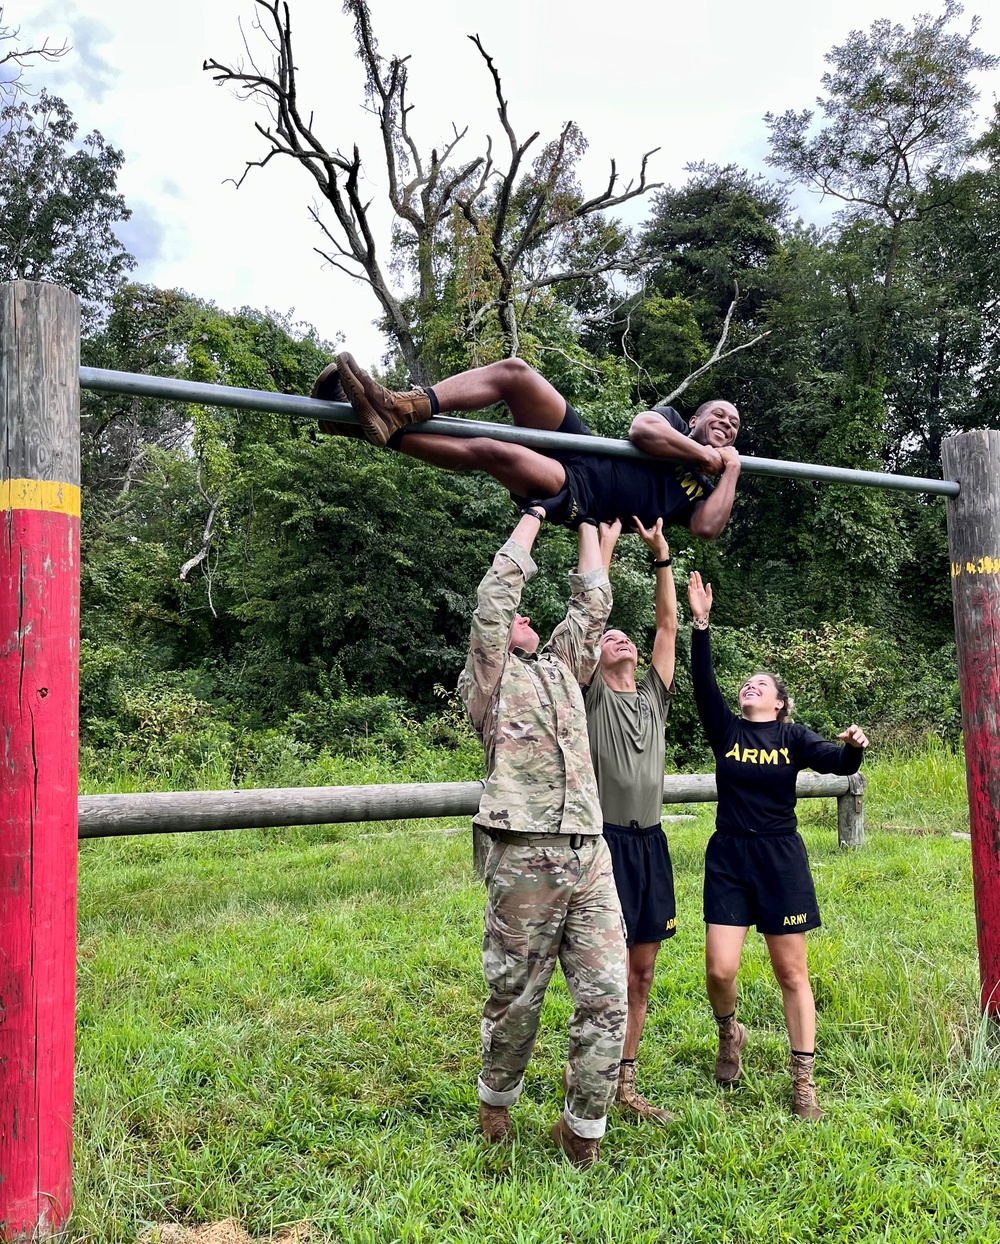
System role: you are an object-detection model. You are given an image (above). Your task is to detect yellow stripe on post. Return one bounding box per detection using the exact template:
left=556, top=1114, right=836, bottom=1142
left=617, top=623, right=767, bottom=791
left=0, top=479, right=81, bottom=517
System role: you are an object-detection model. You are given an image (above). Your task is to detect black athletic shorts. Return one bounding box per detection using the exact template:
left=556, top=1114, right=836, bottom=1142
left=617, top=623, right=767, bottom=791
left=545, top=402, right=702, bottom=529
left=604, top=821, right=677, bottom=946
left=703, top=830, right=821, bottom=936
left=543, top=404, right=599, bottom=517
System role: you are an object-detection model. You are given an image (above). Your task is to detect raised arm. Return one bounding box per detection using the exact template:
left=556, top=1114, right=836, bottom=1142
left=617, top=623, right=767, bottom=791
left=688, top=447, right=741, bottom=540
left=634, top=517, right=677, bottom=688
left=457, top=512, right=543, bottom=731
left=547, top=521, right=612, bottom=686
left=599, top=519, right=623, bottom=574
left=687, top=570, right=736, bottom=749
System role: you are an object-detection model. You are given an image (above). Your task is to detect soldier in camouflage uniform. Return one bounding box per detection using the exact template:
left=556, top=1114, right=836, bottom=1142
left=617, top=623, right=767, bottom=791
left=458, top=508, right=628, bottom=1169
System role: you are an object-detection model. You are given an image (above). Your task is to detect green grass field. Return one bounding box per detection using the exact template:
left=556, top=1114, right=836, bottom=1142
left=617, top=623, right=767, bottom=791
left=72, top=744, right=1000, bottom=1243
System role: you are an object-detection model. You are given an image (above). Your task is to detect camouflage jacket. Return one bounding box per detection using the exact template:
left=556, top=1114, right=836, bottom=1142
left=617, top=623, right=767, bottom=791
left=458, top=538, right=612, bottom=836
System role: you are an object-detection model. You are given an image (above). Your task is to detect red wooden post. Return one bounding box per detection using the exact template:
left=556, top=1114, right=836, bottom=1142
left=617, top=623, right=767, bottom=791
left=942, top=431, right=1000, bottom=1018
left=0, top=282, right=81, bottom=1237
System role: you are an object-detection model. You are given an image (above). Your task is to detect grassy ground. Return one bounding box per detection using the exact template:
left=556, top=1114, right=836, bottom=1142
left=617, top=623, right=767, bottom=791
left=71, top=743, right=1000, bottom=1243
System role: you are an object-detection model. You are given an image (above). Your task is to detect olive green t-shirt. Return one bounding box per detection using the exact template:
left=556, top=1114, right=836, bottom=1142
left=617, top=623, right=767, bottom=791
left=584, top=665, right=672, bottom=829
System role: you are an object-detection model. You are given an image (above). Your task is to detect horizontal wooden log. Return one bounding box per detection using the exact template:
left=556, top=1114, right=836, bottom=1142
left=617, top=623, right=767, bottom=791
left=77, top=772, right=853, bottom=839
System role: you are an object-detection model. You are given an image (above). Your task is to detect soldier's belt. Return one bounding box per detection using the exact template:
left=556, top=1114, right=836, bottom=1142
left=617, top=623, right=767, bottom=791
left=485, top=828, right=600, bottom=849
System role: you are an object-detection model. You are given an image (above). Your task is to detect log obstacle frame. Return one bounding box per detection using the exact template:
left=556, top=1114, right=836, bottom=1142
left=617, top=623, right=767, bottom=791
left=1, top=279, right=997, bottom=1237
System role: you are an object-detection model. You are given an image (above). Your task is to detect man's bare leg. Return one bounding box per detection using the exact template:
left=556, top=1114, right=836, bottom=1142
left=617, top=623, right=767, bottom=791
left=430, top=358, right=568, bottom=430
left=397, top=433, right=567, bottom=501
left=615, top=941, right=673, bottom=1122
left=329, top=352, right=573, bottom=499
left=622, top=942, right=661, bottom=1060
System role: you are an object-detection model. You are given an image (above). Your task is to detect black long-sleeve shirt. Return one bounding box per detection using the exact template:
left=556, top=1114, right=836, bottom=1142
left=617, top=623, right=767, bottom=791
left=691, top=626, right=863, bottom=837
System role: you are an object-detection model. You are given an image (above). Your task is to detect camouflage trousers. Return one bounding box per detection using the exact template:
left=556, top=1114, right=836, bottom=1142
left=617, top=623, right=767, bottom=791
left=478, top=834, right=628, bottom=1139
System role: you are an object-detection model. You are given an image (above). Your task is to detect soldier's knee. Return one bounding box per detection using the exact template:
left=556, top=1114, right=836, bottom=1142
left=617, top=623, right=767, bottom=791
left=491, top=356, right=536, bottom=394
left=629, top=962, right=656, bottom=997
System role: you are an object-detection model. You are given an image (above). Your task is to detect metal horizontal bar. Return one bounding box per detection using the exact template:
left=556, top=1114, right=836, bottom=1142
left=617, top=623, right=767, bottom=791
left=79, top=366, right=958, bottom=497
left=77, top=772, right=851, bottom=839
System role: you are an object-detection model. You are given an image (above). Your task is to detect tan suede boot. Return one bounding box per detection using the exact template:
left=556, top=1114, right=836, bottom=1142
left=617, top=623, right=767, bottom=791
left=790, top=1053, right=824, bottom=1121
left=714, top=1016, right=748, bottom=1085
left=550, top=1116, right=601, bottom=1170
left=478, top=1102, right=513, bottom=1143
left=616, top=1062, right=674, bottom=1123
left=336, top=351, right=432, bottom=445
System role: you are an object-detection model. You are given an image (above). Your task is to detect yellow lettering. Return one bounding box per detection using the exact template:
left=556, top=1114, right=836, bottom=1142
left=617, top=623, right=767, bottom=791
left=783, top=916, right=791, bottom=926
left=742, top=748, right=758, bottom=763
left=759, top=749, right=778, bottom=764
left=783, top=913, right=807, bottom=926
left=779, top=748, right=790, bottom=764
left=725, top=744, right=741, bottom=761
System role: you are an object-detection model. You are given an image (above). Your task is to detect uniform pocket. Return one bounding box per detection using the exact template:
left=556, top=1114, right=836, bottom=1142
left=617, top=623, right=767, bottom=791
left=483, top=902, right=531, bottom=999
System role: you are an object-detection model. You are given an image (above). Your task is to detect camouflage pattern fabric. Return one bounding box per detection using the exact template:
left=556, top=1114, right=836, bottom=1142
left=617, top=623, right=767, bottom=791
left=478, top=836, right=628, bottom=1138
left=457, top=539, right=612, bottom=837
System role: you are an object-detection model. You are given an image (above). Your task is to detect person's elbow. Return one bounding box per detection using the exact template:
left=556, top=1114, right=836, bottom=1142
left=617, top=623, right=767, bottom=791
left=688, top=506, right=726, bottom=540
left=628, top=412, right=664, bottom=453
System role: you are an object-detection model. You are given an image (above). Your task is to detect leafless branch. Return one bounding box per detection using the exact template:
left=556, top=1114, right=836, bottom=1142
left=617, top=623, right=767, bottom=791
left=179, top=461, right=220, bottom=618
left=0, top=9, right=70, bottom=97
left=660, top=284, right=770, bottom=405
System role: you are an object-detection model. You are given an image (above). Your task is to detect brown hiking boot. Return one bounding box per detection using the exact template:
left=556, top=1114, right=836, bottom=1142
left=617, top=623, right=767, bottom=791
left=550, top=1115, right=601, bottom=1170
left=714, top=1016, right=748, bottom=1086
left=478, top=1102, right=513, bottom=1143
left=312, top=360, right=360, bottom=437
left=616, top=1062, right=674, bottom=1123
left=790, top=1054, right=824, bottom=1122
left=336, top=351, right=432, bottom=445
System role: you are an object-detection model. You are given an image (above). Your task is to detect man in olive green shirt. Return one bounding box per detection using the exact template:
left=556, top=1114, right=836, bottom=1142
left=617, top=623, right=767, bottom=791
left=584, top=517, right=678, bottom=1121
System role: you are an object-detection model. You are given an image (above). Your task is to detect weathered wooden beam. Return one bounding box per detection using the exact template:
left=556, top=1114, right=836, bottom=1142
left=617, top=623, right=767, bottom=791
left=1, top=281, right=80, bottom=1238
left=837, top=772, right=866, bottom=849
left=78, top=781, right=488, bottom=838
left=942, top=431, right=1000, bottom=1017
left=78, top=773, right=854, bottom=840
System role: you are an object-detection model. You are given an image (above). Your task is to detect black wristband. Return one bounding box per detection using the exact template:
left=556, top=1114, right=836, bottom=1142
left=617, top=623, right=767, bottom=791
left=652, top=557, right=672, bottom=569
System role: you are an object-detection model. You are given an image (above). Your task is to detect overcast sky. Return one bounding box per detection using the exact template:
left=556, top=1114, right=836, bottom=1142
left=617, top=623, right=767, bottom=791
left=11, top=0, right=1000, bottom=369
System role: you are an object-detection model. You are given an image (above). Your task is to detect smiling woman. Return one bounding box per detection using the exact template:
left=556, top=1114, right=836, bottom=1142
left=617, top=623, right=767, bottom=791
left=686, top=570, right=870, bottom=1122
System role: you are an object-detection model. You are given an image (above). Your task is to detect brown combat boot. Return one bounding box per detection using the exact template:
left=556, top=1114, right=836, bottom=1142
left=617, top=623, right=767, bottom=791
left=714, top=1016, right=748, bottom=1086
left=789, top=1053, right=824, bottom=1121
left=336, top=351, right=432, bottom=445
left=478, top=1102, right=513, bottom=1143
left=616, top=1062, right=674, bottom=1123
left=312, top=361, right=361, bottom=437
left=550, top=1115, right=601, bottom=1170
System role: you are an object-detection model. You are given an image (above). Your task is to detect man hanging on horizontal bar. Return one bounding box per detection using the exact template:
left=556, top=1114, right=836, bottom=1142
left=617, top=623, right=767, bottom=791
left=313, top=355, right=741, bottom=537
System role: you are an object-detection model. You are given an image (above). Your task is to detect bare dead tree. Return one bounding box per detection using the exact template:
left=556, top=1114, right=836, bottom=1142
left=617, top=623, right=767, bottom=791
left=204, top=1, right=660, bottom=377
left=0, top=8, right=69, bottom=98
left=456, top=35, right=659, bottom=357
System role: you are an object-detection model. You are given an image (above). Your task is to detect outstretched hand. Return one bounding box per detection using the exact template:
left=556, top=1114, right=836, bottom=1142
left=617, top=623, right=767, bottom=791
left=687, top=570, right=713, bottom=620
left=632, top=516, right=669, bottom=559
left=838, top=725, right=870, bottom=750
